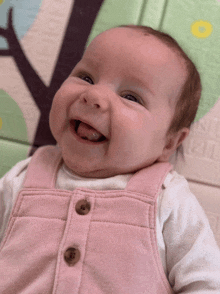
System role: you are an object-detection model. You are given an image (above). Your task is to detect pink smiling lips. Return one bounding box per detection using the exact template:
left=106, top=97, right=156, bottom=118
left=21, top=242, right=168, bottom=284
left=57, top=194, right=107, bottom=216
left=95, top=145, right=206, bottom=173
left=71, top=120, right=106, bottom=143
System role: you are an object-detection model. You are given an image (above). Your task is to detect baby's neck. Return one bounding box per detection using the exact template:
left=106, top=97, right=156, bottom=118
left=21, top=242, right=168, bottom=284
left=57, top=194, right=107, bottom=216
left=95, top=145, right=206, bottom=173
left=60, top=163, right=134, bottom=191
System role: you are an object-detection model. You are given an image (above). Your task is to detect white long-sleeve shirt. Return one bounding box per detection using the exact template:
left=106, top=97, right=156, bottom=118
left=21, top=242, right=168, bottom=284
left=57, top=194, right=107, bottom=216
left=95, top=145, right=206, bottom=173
left=1, top=158, right=220, bottom=292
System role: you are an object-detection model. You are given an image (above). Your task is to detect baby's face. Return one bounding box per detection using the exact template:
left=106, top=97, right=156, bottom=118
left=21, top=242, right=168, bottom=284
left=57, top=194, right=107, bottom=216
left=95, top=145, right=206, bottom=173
left=49, top=28, right=187, bottom=178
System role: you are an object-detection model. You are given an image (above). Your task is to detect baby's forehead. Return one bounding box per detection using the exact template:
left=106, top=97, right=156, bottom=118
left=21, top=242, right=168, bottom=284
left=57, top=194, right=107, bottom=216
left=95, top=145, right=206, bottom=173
left=92, top=27, right=168, bottom=49
left=85, top=28, right=186, bottom=74
left=87, top=27, right=183, bottom=66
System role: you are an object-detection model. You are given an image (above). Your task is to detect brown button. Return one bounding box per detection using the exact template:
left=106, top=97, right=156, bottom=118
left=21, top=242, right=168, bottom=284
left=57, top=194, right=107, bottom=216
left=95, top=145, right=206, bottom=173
left=64, top=247, right=80, bottom=266
left=75, top=199, right=91, bottom=215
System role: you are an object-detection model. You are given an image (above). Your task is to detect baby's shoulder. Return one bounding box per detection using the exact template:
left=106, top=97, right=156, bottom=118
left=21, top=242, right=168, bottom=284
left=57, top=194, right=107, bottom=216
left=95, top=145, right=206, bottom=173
left=160, top=169, right=207, bottom=222
left=162, top=169, right=194, bottom=201
left=163, top=169, right=189, bottom=190
left=0, top=157, right=32, bottom=187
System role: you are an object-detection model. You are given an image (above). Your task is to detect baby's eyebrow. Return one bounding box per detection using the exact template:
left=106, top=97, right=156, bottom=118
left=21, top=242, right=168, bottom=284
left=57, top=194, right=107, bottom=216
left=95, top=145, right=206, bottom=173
left=80, top=53, right=100, bottom=69
left=127, top=77, right=155, bottom=97
left=71, top=61, right=94, bottom=76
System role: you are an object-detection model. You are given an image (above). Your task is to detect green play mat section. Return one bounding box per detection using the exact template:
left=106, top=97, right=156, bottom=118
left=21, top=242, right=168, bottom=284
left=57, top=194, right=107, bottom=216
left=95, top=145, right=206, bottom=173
left=1, top=0, right=220, bottom=177
left=0, top=90, right=29, bottom=177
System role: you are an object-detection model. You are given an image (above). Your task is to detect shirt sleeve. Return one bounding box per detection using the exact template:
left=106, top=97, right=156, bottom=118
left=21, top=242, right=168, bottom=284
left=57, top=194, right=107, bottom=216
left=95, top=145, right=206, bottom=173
left=0, top=158, right=31, bottom=244
left=159, top=171, right=220, bottom=293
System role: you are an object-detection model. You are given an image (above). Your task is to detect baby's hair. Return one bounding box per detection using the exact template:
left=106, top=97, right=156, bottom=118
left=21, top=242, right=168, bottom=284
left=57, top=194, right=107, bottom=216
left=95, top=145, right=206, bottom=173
left=120, top=25, right=202, bottom=135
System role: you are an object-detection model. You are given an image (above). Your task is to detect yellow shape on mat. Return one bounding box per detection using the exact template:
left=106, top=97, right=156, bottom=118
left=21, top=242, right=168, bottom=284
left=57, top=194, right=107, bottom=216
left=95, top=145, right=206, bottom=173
left=0, top=117, right=2, bottom=130
left=0, top=0, right=5, bottom=5
left=191, top=20, right=213, bottom=39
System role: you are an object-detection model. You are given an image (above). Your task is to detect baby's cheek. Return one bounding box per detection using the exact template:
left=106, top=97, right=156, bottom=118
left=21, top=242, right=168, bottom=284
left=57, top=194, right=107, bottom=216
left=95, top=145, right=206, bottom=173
left=49, top=103, right=62, bottom=136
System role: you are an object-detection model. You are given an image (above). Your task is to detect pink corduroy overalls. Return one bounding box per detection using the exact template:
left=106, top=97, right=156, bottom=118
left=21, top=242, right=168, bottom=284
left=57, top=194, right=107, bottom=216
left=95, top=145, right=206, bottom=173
left=0, top=145, right=174, bottom=294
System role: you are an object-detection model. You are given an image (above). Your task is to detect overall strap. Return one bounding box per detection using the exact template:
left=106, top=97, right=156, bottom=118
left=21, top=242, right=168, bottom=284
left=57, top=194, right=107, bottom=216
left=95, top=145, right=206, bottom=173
left=22, top=145, right=62, bottom=189
left=125, top=162, right=173, bottom=199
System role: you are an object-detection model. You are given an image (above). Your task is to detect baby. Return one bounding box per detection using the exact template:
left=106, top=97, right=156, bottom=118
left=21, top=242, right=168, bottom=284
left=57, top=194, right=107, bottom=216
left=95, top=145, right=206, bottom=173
left=1, top=25, right=220, bottom=293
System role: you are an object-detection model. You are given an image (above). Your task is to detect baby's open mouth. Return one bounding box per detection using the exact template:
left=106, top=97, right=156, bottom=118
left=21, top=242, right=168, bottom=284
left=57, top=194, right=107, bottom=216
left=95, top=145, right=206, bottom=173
left=71, top=120, right=106, bottom=143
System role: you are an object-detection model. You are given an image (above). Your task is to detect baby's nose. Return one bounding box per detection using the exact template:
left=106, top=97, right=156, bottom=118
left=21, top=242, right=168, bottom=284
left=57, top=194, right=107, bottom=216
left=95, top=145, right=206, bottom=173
left=79, top=86, right=110, bottom=111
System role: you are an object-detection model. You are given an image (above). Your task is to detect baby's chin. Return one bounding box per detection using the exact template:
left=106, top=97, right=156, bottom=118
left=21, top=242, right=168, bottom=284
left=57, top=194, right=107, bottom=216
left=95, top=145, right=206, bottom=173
left=63, top=160, right=114, bottom=179
left=63, top=159, right=136, bottom=179
left=62, top=148, right=163, bottom=179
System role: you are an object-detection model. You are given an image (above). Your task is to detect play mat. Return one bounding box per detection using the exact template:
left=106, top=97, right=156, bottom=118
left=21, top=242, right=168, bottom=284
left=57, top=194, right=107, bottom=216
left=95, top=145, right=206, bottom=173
left=0, top=0, right=220, bottom=246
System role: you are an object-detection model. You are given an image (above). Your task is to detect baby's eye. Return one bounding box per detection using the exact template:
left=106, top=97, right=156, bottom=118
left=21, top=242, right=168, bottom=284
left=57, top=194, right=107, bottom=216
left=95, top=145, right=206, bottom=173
left=79, top=75, right=94, bottom=84
left=121, top=93, right=140, bottom=103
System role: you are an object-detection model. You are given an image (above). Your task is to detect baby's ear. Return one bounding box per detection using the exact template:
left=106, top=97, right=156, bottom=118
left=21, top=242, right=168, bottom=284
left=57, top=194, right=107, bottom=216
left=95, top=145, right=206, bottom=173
left=158, top=128, right=189, bottom=162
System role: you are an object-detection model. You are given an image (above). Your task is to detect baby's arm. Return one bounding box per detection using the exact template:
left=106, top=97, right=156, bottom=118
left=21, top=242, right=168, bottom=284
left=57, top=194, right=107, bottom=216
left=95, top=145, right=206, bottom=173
left=0, top=158, right=30, bottom=244
left=159, top=171, right=220, bottom=293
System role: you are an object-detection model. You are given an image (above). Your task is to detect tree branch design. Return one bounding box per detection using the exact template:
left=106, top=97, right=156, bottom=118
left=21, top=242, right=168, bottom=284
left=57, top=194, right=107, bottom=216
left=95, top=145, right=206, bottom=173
left=0, top=8, right=48, bottom=99
left=0, top=27, right=11, bottom=55
left=0, top=0, right=104, bottom=152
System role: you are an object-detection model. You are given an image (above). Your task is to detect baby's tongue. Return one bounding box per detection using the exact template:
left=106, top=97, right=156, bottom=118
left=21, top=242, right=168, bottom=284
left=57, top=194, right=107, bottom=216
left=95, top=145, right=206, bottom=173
left=77, top=122, right=103, bottom=142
